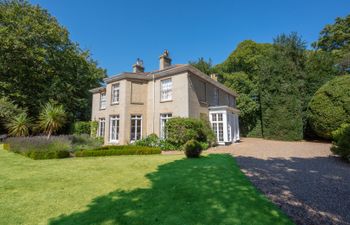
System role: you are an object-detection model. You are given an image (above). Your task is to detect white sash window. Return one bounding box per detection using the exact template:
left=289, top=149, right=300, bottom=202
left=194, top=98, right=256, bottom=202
left=160, top=113, right=172, bottom=139
left=109, top=115, right=120, bottom=142
left=111, top=83, right=120, bottom=104
left=160, top=78, right=172, bottom=101
left=100, top=92, right=106, bottom=109
left=98, top=118, right=105, bottom=137
left=130, top=115, right=142, bottom=141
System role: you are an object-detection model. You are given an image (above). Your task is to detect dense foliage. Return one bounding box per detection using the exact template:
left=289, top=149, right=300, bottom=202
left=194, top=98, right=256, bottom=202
left=189, top=57, right=214, bottom=75
left=4, top=134, right=103, bottom=159
left=0, top=97, right=25, bottom=132
left=190, top=15, right=349, bottom=140
left=308, top=76, right=350, bottom=139
left=166, top=117, right=216, bottom=147
left=331, top=125, right=350, bottom=162
left=184, top=139, right=202, bottom=158
left=0, top=0, right=106, bottom=128
left=5, top=135, right=71, bottom=159
left=75, top=145, right=161, bottom=157
left=134, top=133, right=178, bottom=150
left=258, top=33, right=306, bottom=140
left=72, top=121, right=91, bottom=135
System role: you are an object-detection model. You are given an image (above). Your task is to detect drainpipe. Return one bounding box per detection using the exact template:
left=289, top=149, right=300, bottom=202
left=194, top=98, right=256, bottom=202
left=152, top=73, right=155, bottom=133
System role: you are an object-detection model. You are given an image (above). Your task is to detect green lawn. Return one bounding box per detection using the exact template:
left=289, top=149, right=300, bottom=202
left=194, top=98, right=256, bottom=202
left=0, top=150, right=293, bottom=225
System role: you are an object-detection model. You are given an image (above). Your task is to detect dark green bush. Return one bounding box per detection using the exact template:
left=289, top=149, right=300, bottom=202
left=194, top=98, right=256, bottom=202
left=331, top=125, right=350, bottom=162
left=166, top=117, right=216, bottom=147
left=23, top=149, right=70, bottom=160
left=184, top=140, right=203, bottom=158
left=308, top=76, right=350, bottom=139
left=72, top=121, right=91, bottom=135
left=75, top=145, right=161, bottom=157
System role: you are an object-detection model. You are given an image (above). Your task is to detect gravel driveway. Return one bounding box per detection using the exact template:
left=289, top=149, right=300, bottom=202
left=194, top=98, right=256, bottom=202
left=209, top=138, right=350, bottom=225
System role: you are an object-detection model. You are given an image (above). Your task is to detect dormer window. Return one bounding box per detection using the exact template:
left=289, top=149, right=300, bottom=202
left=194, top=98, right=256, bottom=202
left=100, top=92, right=106, bottom=110
left=160, top=78, right=172, bottom=101
left=111, top=83, right=120, bottom=104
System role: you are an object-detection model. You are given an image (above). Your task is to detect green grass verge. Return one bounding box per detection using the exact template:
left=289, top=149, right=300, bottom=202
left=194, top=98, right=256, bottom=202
left=0, top=150, right=294, bottom=225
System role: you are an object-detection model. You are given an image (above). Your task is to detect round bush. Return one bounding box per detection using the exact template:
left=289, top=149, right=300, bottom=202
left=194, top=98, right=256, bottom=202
left=184, top=140, right=203, bottom=158
left=308, top=76, right=350, bottom=139
left=331, top=125, right=350, bottom=162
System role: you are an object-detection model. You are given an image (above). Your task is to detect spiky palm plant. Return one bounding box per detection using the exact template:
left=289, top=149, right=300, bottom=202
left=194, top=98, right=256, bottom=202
left=6, top=112, right=32, bottom=137
left=37, top=103, right=66, bottom=139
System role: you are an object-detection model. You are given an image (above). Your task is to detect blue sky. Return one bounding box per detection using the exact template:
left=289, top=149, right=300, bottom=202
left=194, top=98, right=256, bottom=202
left=30, top=0, right=350, bottom=76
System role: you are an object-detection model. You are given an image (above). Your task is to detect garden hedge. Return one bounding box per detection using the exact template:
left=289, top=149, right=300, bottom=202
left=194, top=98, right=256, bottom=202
left=23, top=150, right=70, bottom=160
left=308, top=76, right=350, bottom=139
left=75, top=145, right=161, bottom=157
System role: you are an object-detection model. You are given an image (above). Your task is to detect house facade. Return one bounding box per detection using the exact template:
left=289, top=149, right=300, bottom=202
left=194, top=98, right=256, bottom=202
left=90, top=51, right=240, bottom=145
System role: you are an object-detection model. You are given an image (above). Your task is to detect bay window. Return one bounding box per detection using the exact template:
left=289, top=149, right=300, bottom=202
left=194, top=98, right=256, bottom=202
left=211, top=113, right=224, bottom=142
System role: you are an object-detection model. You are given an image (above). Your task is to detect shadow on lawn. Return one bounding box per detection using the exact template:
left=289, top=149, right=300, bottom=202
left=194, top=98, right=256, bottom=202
left=49, top=154, right=292, bottom=225
left=235, top=155, right=350, bottom=225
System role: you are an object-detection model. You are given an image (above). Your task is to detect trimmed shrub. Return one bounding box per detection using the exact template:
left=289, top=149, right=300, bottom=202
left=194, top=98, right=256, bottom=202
left=23, top=149, right=70, bottom=160
left=332, top=123, right=350, bottom=142
left=75, top=145, right=161, bottom=157
left=308, top=76, right=350, bottom=139
left=331, top=125, right=350, bottom=161
left=166, top=117, right=216, bottom=147
left=184, top=140, right=203, bottom=158
left=5, top=136, right=71, bottom=159
left=72, top=121, right=91, bottom=135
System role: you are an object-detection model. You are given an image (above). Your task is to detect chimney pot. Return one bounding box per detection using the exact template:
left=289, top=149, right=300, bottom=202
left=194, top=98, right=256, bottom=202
left=132, top=58, right=144, bottom=73
left=210, top=73, right=218, bottom=81
left=159, top=50, right=171, bottom=70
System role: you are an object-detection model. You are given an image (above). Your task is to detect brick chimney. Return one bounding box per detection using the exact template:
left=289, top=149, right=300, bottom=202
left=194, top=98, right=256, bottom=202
left=159, top=50, right=171, bottom=70
left=132, top=58, right=144, bottom=73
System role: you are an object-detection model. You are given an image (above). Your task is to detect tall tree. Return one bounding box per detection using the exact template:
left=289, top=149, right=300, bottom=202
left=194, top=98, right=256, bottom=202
left=312, top=14, right=350, bottom=73
left=258, top=33, right=306, bottom=140
left=0, top=0, right=106, bottom=126
left=189, top=57, right=214, bottom=75
left=216, top=40, right=272, bottom=136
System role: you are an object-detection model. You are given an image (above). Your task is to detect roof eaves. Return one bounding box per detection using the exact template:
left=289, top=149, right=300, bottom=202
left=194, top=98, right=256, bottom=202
left=89, top=86, right=106, bottom=93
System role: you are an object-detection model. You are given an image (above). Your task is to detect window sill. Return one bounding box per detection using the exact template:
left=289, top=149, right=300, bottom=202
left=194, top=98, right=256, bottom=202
left=111, top=102, right=119, bottom=106
left=99, top=108, right=106, bottom=111
left=109, top=140, right=119, bottom=144
left=160, top=99, right=172, bottom=103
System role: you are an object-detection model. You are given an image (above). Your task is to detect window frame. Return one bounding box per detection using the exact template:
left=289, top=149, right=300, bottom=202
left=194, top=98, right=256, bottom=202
left=111, top=83, right=120, bottom=105
left=160, top=78, right=172, bottom=102
left=160, top=113, right=172, bottom=139
left=130, top=115, right=142, bottom=142
left=99, top=92, right=107, bottom=110
left=211, top=113, right=224, bottom=142
left=109, top=115, right=120, bottom=143
left=98, top=118, right=105, bottom=137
